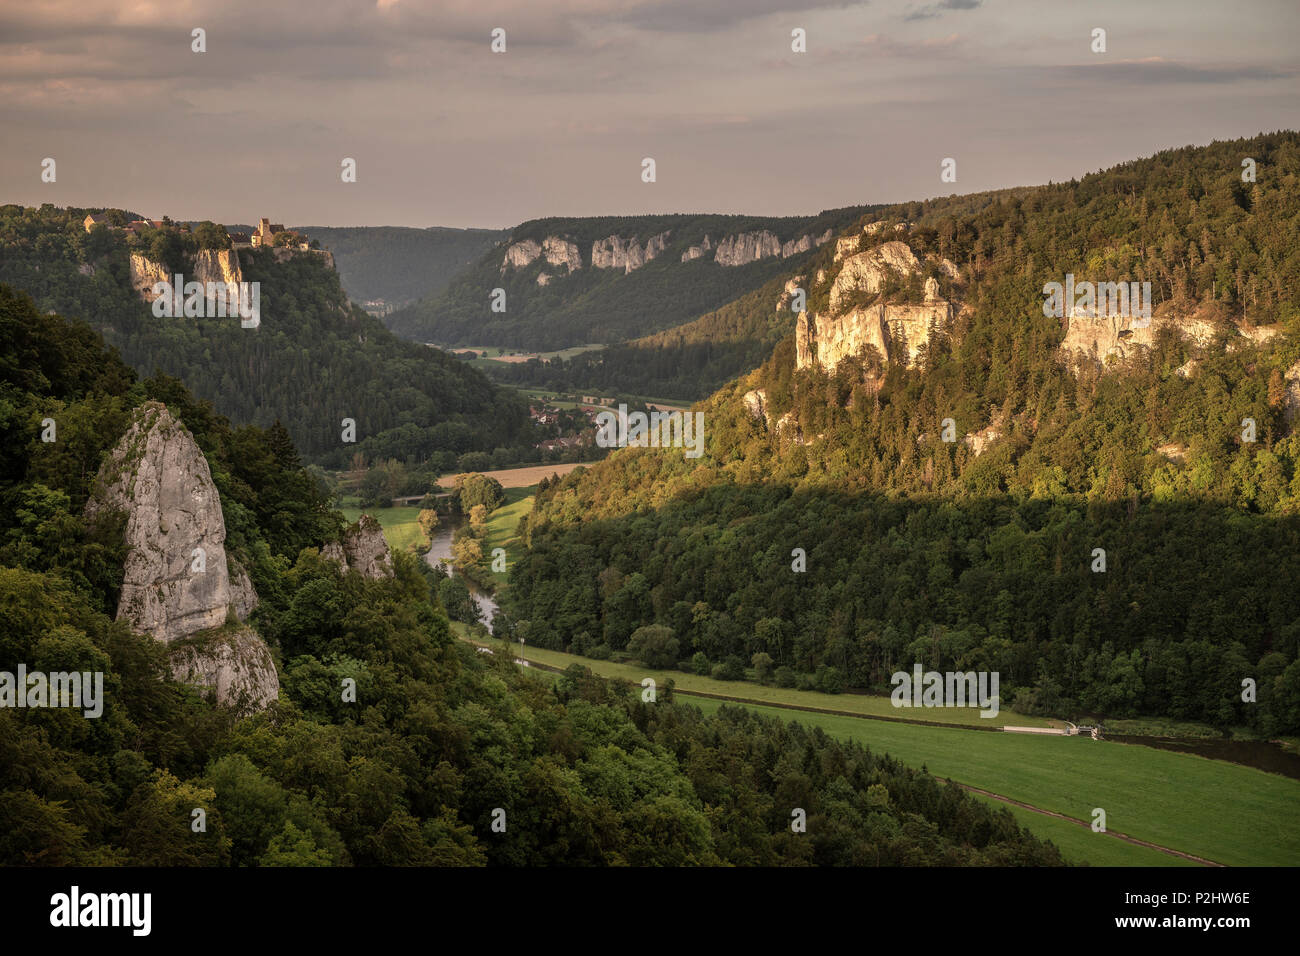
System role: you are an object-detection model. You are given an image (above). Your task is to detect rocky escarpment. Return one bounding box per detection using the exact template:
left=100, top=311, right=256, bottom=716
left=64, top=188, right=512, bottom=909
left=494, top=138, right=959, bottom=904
left=795, top=241, right=960, bottom=373
left=714, top=231, right=780, bottom=266
left=500, top=236, right=584, bottom=275
left=591, top=232, right=671, bottom=273
left=1060, top=304, right=1284, bottom=372
left=130, top=248, right=243, bottom=305
left=714, top=229, right=833, bottom=267
left=322, top=514, right=394, bottom=579
left=85, top=401, right=279, bottom=712
left=681, top=235, right=714, bottom=262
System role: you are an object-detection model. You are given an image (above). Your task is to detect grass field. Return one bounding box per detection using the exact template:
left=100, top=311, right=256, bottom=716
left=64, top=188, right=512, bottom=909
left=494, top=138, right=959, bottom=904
left=961, top=793, right=1197, bottom=867
left=483, top=489, right=533, bottom=588
left=482, top=637, right=1052, bottom=729
left=339, top=504, right=429, bottom=553
left=456, top=628, right=1300, bottom=867
left=681, top=695, right=1300, bottom=867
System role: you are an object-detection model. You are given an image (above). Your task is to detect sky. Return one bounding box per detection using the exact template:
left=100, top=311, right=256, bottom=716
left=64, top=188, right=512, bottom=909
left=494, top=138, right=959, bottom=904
left=2, top=0, right=1298, bottom=229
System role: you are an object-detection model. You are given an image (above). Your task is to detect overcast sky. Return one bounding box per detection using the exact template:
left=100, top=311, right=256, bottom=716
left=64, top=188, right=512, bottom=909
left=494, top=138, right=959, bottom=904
left=3, top=0, right=1297, bottom=229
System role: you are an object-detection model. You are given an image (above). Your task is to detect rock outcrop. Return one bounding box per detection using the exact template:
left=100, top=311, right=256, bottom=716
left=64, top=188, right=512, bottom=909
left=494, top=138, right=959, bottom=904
left=542, top=237, right=582, bottom=273
left=829, top=241, right=922, bottom=312
left=501, top=239, right=542, bottom=272
left=796, top=302, right=952, bottom=372
left=681, top=235, right=713, bottom=262
left=714, top=231, right=782, bottom=266
left=322, top=515, right=394, bottom=579
left=776, top=276, right=805, bottom=311
left=129, top=253, right=169, bottom=300
left=1060, top=310, right=1219, bottom=366
left=962, top=423, right=1002, bottom=458
left=781, top=229, right=834, bottom=259
left=592, top=232, right=671, bottom=273
left=86, top=401, right=279, bottom=711
left=130, top=249, right=243, bottom=307
left=501, top=236, right=583, bottom=274
left=794, top=240, right=958, bottom=374
left=169, top=627, right=280, bottom=716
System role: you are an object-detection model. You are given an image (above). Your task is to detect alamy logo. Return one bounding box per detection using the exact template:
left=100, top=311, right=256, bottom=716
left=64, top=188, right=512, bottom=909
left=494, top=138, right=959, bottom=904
left=151, top=275, right=260, bottom=328
left=595, top=404, right=705, bottom=459
left=50, top=886, right=150, bottom=936
left=891, top=665, right=1000, bottom=718
left=1042, top=273, right=1151, bottom=328
left=0, top=665, right=103, bottom=718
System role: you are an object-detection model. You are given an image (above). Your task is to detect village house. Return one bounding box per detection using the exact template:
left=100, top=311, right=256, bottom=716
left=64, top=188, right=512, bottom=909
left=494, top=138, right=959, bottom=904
left=84, top=214, right=171, bottom=235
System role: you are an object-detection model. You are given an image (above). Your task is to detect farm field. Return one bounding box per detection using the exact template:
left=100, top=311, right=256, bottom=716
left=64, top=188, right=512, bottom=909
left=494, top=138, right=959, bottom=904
left=681, top=695, right=1300, bottom=868
left=458, top=631, right=1300, bottom=867
left=476, top=636, right=1052, bottom=728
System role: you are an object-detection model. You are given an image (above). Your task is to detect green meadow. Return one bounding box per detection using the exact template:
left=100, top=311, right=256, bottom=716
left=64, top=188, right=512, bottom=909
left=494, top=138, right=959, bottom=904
left=460, top=631, right=1300, bottom=867
left=681, top=695, right=1300, bottom=868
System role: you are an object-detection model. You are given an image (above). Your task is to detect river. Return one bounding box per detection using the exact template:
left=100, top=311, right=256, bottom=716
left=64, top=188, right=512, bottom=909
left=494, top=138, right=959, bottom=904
left=425, top=517, right=498, bottom=632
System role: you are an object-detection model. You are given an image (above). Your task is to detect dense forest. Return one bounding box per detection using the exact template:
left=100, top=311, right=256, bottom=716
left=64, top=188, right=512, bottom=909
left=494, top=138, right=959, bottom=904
left=0, top=285, right=1063, bottom=866
left=0, top=205, right=531, bottom=469
left=388, top=208, right=877, bottom=350
left=504, top=133, right=1300, bottom=734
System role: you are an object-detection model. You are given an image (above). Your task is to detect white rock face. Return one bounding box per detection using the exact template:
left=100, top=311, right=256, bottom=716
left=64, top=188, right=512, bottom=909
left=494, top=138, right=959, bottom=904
left=1060, top=311, right=1221, bottom=367
left=591, top=232, right=670, bottom=273
left=834, top=235, right=861, bottom=262
left=87, top=403, right=239, bottom=642
left=780, top=230, right=833, bottom=259
left=542, top=237, right=582, bottom=273
left=776, top=276, right=805, bottom=311
left=714, top=231, right=782, bottom=266
left=829, top=241, right=922, bottom=313
left=795, top=304, right=951, bottom=372
left=962, top=424, right=1002, bottom=457
left=130, top=249, right=243, bottom=307
left=170, top=627, right=280, bottom=716
left=501, top=239, right=542, bottom=272
left=86, top=401, right=279, bottom=711
left=742, top=388, right=768, bottom=421
left=322, top=515, right=394, bottom=579
left=681, top=235, right=713, bottom=262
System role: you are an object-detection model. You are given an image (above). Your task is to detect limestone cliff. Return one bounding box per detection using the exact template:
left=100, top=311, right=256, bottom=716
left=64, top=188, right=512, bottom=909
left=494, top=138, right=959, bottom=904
left=129, top=253, right=169, bottom=299
left=592, top=232, right=671, bottom=273
left=795, top=239, right=957, bottom=373
left=542, top=236, right=583, bottom=273
left=501, top=239, right=541, bottom=272
left=781, top=229, right=833, bottom=259
left=322, top=514, right=394, bottom=579
left=796, top=302, right=952, bottom=372
left=130, top=249, right=243, bottom=306
left=1060, top=308, right=1221, bottom=366
left=169, top=627, right=280, bottom=717
left=681, top=235, right=714, bottom=262
left=714, top=231, right=781, bottom=266
left=828, top=242, right=922, bottom=312
left=85, top=401, right=279, bottom=711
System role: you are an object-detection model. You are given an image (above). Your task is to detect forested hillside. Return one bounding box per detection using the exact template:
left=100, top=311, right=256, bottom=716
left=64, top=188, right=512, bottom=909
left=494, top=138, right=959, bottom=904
left=388, top=207, right=875, bottom=349
left=504, top=133, right=1300, bottom=733
left=296, top=225, right=506, bottom=310
left=0, top=285, right=1063, bottom=866
left=0, top=205, right=529, bottom=468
